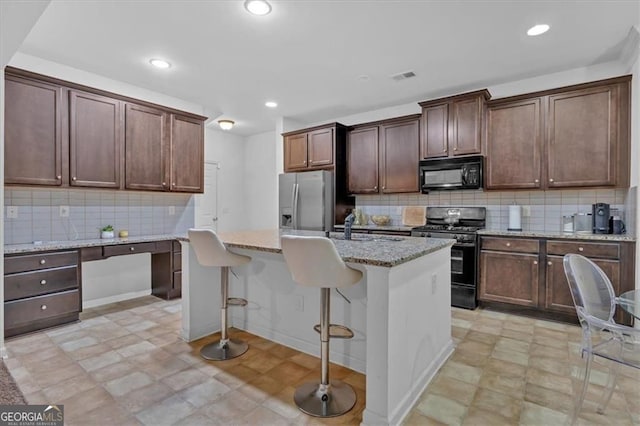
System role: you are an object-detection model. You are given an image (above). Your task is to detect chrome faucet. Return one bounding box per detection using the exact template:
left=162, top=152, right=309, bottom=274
left=344, top=212, right=356, bottom=240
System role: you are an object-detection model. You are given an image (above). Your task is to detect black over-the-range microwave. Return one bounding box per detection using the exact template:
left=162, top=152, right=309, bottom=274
left=418, top=155, right=483, bottom=193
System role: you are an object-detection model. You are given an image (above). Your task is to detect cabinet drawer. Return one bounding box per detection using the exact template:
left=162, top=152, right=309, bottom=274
left=547, top=240, right=619, bottom=259
left=5, top=266, right=78, bottom=301
left=173, top=252, right=182, bottom=271
left=481, top=237, right=539, bottom=253
left=156, top=240, right=171, bottom=252
left=103, top=242, right=157, bottom=257
left=5, top=251, right=78, bottom=274
left=4, top=290, right=79, bottom=328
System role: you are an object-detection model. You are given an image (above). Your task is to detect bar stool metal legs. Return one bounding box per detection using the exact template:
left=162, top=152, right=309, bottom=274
left=200, top=266, right=248, bottom=361
left=294, top=288, right=356, bottom=417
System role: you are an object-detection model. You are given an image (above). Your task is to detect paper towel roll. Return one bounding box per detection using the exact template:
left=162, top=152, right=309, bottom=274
left=508, top=204, right=522, bottom=231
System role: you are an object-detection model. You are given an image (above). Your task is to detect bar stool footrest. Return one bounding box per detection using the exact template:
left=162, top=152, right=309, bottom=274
left=227, top=297, right=248, bottom=307
left=313, top=324, right=354, bottom=339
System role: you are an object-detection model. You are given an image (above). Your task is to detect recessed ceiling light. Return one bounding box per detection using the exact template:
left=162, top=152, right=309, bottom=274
left=265, top=101, right=278, bottom=108
left=218, top=119, right=235, bottom=130
left=244, top=0, right=271, bottom=16
left=149, top=58, right=171, bottom=69
left=527, top=24, right=550, bottom=36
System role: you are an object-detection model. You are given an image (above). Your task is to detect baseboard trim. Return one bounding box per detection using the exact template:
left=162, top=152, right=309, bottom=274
left=83, top=290, right=151, bottom=309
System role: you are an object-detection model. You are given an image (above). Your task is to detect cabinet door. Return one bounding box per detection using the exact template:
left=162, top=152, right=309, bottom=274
left=420, top=103, right=448, bottom=158
left=5, top=76, right=63, bottom=186
left=308, top=127, right=334, bottom=167
left=547, top=85, right=618, bottom=188
left=284, top=133, right=308, bottom=171
left=479, top=251, right=539, bottom=306
left=69, top=91, right=122, bottom=188
left=545, top=255, right=620, bottom=316
left=125, top=103, right=168, bottom=191
left=450, top=97, right=483, bottom=156
left=485, top=98, right=542, bottom=189
left=347, top=127, right=379, bottom=194
left=380, top=118, right=419, bottom=193
left=170, top=114, right=203, bottom=193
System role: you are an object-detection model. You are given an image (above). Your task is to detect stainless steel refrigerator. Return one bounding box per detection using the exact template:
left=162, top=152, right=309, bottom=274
left=279, top=170, right=333, bottom=231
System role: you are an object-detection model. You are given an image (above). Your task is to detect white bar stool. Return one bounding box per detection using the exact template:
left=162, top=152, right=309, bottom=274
left=188, top=229, right=251, bottom=361
left=281, top=235, right=363, bottom=418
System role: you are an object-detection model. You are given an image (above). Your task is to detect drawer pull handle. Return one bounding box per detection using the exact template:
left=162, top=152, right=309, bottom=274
left=578, top=247, right=584, bottom=252
left=39, top=259, right=46, bottom=265
left=72, top=176, right=77, bottom=181
left=534, top=179, right=539, bottom=183
left=506, top=242, right=511, bottom=247
left=533, top=261, right=538, bottom=265
left=41, top=305, right=47, bottom=310
left=130, top=247, right=135, bottom=251
left=549, top=178, right=554, bottom=183
left=56, top=175, right=62, bottom=180
left=40, top=279, right=47, bottom=285
left=548, top=261, right=552, bottom=266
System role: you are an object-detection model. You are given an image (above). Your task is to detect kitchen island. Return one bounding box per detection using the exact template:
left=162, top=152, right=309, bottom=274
left=180, top=229, right=454, bottom=425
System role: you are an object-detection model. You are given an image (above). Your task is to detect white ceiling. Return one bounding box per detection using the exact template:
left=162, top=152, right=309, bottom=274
left=14, top=0, right=640, bottom=136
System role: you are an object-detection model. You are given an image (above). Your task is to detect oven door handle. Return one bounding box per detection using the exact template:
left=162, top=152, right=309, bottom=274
left=453, top=242, right=476, bottom=248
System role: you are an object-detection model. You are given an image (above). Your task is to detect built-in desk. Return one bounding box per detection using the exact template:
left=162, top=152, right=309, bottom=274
left=4, top=235, right=182, bottom=337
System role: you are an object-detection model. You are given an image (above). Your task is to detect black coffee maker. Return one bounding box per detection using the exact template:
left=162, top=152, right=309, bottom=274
left=592, top=203, right=610, bottom=234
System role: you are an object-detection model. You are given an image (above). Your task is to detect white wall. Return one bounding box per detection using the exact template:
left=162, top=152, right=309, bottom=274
left=244, top=131, right=278, bottom=230
left=204, top=127, right=247, bottom=232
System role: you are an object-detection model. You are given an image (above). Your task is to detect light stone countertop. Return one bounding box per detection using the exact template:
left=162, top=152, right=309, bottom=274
left=217, top=229, right=454, bottom=267
left=478, top=229, right=635, bottom=242
left=333, top=224, right=413, bottom=232
left=4, top=234, right=182, bottom=255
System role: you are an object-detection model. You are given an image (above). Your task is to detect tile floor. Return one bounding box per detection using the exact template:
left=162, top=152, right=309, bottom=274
left=3, top=296, right=639, bottom=425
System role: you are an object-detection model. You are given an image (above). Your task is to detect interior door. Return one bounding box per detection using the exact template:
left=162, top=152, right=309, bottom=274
left=195, top=162, right=219, bottom=231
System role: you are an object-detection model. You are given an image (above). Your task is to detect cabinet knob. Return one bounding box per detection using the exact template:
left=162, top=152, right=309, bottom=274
left=172, top=182, right=176, bottom=187
left=382, top=186, right=385, bottom=190
left=506, top=242, right=511, bottom=247
left=39, top=259, right=46, bottom=265
left=533, top=261, right=538, bottom=265
left=548, top=261, right=552, bottom=266
left=443, top=149, right=447, bottom=153
left=56, top=175, right=62, bottom=180
left=303, top=160, right=307, bottom=164
left=578, top=247, right=584, bottom=252
left=72, top=176, right=77, bottom=181
left=549, top=178, right=554, bottom=183
left=130, top=247, right=135, bottom=251
left=453, top=147, right=457, bottom=151
left=534, top=179, right=539, bottom=183
left=374, top=186, right=378, bottom=190
left=162, top=182, right=167, bottom=186
left=40, top=279, right=47, bottom=285
left=41, top=305, right=47, bottom=310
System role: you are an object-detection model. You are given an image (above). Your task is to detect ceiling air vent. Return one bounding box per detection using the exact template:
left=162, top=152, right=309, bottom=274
left=391, top=71, right=416, bottom=82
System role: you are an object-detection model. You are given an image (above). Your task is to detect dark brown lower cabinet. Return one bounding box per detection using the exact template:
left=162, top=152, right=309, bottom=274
left=4, top=250, right=81, bottom=337
left=479, top=236, right=634, bottom=325
left=151, top=240, right=182, bottom=300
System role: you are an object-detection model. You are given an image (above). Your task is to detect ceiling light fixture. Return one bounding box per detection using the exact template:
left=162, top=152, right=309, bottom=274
left=244, top=0, right=271, bottom=16
left=149, top=58, right=171, bottom=69
left=527, top=24, right=550, bottom=36
left=265, top=101, right=278, bottom=108
left=218, top=119, right=235, bottom=130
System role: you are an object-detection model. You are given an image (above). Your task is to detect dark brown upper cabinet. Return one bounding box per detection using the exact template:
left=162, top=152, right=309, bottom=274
left=485, top=76, right=631, bottom=190
left=4, top=67, right=206, bottom=193
left=283, top=124, right=340, bottom=172
left=419, top=90, right=490, bottom=159
left=125, top=103, right=168, bottom=192
left=69, top=90, right=122, bottom=189
left=5, top=75, right=63, bottom=186
left=170, top=114, right=204, bottom=193
left=347, top=115, right=420, bottom=194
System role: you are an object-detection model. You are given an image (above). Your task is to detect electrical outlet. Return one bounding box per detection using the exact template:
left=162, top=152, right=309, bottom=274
left=59, top=205, right=70, bottom=217
left=168, top=206, right=175, bottom=216
left=293, top=295, right=304, bottom=312
left=431, top=274, right=437, bottom=295
left=522, top=205, right=531, bottom=217
left=6, top=206, right=18, bottom=219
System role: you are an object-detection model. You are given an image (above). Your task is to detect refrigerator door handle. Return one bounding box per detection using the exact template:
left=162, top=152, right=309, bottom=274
left=292, top=183, right=299, bottom=230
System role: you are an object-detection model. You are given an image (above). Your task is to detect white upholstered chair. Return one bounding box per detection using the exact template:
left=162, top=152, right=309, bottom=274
left=188, top=229, right=251, bottom=361
left=280, top=234, right=363, bottom=418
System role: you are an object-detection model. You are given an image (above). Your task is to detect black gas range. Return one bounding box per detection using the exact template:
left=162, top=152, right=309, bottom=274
left=411, top=207, right=486, bottom=309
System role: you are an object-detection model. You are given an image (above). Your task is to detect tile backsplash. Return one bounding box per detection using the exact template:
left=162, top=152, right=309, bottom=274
left=4, top=187, right=194, bottom=245
left=355, top=188, right=633, bottom=235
